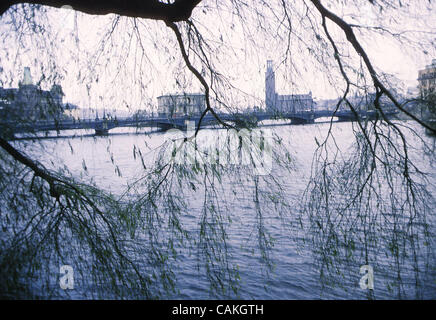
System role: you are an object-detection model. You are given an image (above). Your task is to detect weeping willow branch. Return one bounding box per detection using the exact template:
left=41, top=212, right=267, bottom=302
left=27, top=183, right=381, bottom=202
left=165, top=20, right=236, bottom=137
left=310, top=0, right=436, bottom=135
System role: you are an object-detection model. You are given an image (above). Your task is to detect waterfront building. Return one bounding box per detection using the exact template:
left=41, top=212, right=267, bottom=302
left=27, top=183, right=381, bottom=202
left=265, top=60, right=313, bottom=113
left=0, top=67, right=67, bottom=121
left=418, top=59, right=436, bottom=97
left=157, top=93, right=206, bottom=117
left=418, top=59, right=436, bottom=132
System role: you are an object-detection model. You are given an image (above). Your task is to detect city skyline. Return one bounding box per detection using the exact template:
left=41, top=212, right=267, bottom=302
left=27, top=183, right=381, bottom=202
left=0, top=2, right=435, bottom=113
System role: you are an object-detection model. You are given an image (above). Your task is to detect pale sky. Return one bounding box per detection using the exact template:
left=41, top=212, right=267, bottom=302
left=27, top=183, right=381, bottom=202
left=0, top=0, right=435, bottom=112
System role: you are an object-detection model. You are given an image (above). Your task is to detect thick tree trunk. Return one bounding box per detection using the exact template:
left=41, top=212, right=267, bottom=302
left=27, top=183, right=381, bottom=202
left=0, top=0, right=202, bottom=21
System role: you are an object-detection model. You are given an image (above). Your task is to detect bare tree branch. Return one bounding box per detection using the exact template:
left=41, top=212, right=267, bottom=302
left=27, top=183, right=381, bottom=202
left=1, top=0, right=202, bottom=22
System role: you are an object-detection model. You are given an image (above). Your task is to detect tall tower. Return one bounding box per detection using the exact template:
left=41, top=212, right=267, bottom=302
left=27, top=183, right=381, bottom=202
left=265, top=60, right=276, bottom=111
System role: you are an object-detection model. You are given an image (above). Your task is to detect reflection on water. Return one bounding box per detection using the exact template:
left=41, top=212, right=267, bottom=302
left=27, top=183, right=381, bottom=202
left=19, top=121, right=436, bottom=299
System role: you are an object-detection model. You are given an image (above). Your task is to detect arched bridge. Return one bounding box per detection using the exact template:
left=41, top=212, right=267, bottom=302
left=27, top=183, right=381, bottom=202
left=1, top=109, right=398, bottom=137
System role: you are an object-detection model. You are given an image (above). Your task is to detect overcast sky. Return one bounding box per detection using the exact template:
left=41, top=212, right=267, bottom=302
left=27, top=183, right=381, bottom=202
left=0, top=0, right=435, bottom=112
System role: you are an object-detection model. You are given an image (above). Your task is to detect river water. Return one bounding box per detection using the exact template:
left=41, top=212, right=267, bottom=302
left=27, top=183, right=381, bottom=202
left=16, top=120, right=436, bottom=299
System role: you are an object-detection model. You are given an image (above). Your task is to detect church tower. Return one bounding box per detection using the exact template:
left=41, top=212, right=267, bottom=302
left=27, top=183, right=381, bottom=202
left=265, top=60, right=276, bottom=111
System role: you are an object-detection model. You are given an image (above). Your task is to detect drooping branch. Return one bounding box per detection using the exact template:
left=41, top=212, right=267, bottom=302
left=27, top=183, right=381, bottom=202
left=165, top=21, right=235, bottom=136
left=0, top=0, right=202, bottom=22
left=310, top=0, right=436, bottom=135
left=0, top=136, right=151, bottom=292
left=0, top=137, right=55, bottom=186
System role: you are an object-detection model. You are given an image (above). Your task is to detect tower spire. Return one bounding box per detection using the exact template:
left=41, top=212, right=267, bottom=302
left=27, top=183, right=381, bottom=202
left=265, top=60, right=276, bottom=111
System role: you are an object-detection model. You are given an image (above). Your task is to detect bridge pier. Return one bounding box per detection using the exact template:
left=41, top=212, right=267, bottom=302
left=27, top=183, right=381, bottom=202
left=291, top=118, right=314, bottom=125
left=94, top=120, right=110, bottom=136
left=337, top=116, right=354, bottom=122
left=157, top=122, right=179, bottom=131
left=95, top=128, right=109, bottom=136
left=157, top=120, right=195, bottom=131
left=233, top=118, right=258, bottom=129
left=336, top=117, right=347, bottom=122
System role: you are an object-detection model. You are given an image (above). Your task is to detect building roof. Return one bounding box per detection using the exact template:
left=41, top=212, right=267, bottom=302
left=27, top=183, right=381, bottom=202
left=277, top=94, right=312, bottom=100
left=419, top=59, right=436, bottom=72
left=157, top=93, right=205, bottom=99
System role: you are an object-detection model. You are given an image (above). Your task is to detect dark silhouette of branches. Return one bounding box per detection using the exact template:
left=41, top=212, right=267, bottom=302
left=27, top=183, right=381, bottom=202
left=1, top=0, right=202, bottom=22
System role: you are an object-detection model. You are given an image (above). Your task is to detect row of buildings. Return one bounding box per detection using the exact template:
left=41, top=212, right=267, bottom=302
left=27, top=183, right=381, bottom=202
left=157, top=59, right=436, bottom=118
left=0, top=63, right=316, bottom=121
left=156, top=60, right=314, bottom=118
left=2, top=60, right=435, bottom=121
